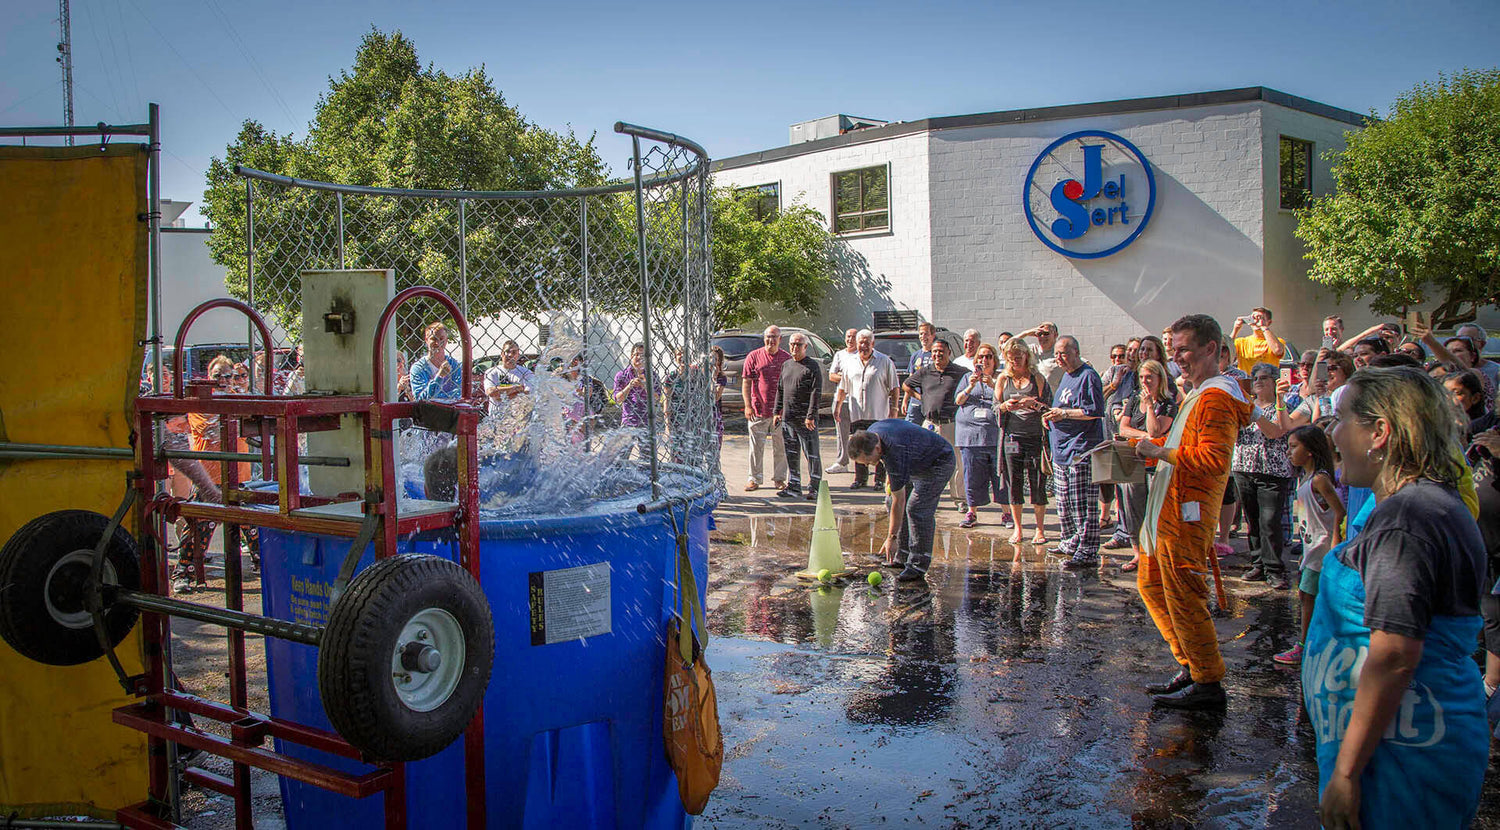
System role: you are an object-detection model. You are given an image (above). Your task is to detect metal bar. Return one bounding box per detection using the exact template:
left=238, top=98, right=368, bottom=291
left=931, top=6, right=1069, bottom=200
left=0, top=450, right=130, bottom=462
left=0, top=443, right=349, bottom=466
left=113, top=704, right=397, bottom=798
left=148, top=103, right=164, bottom=408
left=231, top=164, right=700, bottom=201
left=336, top=190, right=346, bottom=270
left=183, top=767, right=237, bottom=797
left=114, top=589, right=323, bottom=645
left=159, top=691, right=364, bottom=760
left=245, top=177, right=255, bottom=356
left=458, top=199, right=468, bottom=318
left=637, top=478, right=716, bottom=515
left=614, top=121, right=710, bottom=160
left=8, top=821, right=123, bottom=829
left=579, top=196, right=591, bottom=444
left=0, top=122, right=151, bottom=137
left=629, top=135, right=662, bottom=498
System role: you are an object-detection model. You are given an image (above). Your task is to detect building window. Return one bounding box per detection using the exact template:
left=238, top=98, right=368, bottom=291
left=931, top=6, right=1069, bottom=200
left=735, top=183, right=780, bottom=221
left=1279, top=136, right=1313, bottom=210
left=831, top=165, right=889, bottom=233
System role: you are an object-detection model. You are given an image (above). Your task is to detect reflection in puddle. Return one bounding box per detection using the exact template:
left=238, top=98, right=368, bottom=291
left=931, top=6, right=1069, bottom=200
left=702, top=511, right=1338, bottom=828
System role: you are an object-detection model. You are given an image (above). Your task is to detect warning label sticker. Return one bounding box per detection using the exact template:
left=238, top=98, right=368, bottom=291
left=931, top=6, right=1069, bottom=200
left=528, top=562, right=612, bottom=645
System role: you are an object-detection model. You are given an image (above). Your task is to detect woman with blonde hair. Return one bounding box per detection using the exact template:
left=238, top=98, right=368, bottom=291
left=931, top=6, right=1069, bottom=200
left=1114, top=359, right=1178, bottom=571
left=997, top=338, right=1051, bottom=544
left=1311, top=366, right=1487, bottom=828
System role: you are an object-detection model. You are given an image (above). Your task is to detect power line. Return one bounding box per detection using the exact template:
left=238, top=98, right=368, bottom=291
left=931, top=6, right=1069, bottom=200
left=204, top=0, right=298, bottom=126
left=123, top=0, right=237, bottom=118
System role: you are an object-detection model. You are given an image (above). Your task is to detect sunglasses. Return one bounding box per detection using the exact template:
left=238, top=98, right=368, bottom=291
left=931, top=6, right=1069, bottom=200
left=211, top=373, right=230, bottom=380
left=1110, top=353, right=1126, bottom=360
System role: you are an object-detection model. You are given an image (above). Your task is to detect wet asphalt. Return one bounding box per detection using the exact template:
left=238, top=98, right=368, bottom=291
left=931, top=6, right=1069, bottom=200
left=697, top=505, right=1500, bottom=829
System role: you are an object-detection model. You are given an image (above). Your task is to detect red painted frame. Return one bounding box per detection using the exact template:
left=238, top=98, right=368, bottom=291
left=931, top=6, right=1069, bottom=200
left=116, top=289, right=486, bottom=830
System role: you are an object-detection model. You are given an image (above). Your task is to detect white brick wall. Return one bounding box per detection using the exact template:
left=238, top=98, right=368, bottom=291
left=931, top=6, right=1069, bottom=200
left=712, top=132, right=931, bottom=338
left=713, top=98, right=1368, bottom=361
left=928, top=103, right=1267, bottom=361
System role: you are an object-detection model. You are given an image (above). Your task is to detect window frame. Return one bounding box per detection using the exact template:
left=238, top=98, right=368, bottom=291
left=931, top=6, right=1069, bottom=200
left=734, top=182, right=781, bottom=222
left=829, top=163, right=892, bottom=236
left=1279, top=135, right=1314, bottom=211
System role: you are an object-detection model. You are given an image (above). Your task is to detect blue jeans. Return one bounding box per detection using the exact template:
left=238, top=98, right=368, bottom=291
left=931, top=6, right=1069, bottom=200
left=894, top=450, right=957, bottom=572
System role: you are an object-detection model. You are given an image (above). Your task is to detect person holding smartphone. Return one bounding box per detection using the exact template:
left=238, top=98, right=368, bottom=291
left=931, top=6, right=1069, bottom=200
left=1229, top=307, right=1287, bottom=375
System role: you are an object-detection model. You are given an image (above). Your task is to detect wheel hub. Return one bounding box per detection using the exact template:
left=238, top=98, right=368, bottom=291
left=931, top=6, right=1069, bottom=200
left=390, top=607, right=464, bottom=712
left=44, top=550, right=117, bottom=630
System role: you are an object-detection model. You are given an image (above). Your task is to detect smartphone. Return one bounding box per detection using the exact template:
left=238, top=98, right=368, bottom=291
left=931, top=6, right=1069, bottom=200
left=1237, top=316, right=1253, bottom=328
left=1321, top=335, right=1338, bottom=350
left=1315, top=362, right=1330, bottom=384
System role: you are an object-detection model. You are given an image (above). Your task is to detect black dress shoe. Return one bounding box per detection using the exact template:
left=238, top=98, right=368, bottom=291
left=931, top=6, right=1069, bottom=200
left=1241, top=566, right=1266, bottom=582
left=776, top=488, right=799, bottom=499
left=880, top=560, right=907, bottom=570
left=1152, top=681, right=1227, bottom=710
left=850, top=481, right=868, bottom=491
left=1062, top=556, right=1099, bottom=570
left=1266, top=573, right=1290, bottom=590
left=895, top=566, right=927, bottom=582
left=1145, top=665, right=1193, bottom=695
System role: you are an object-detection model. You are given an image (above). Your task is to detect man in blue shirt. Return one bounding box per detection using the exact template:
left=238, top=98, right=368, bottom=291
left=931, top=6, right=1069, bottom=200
left=848, top=418, right=956, bottom=583
left=1041, top=335, right=1106, bottom=568
left=902, top=322, right=937, bottom=423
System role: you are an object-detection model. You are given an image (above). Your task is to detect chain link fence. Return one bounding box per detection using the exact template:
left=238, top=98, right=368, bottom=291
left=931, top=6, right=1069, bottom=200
left=232, top=123, right=719, bottom=507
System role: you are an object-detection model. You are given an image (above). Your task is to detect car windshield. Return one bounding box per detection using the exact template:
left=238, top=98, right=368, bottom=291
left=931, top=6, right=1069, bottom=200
left=712, top=336, right=764, bottom=358
left=875, top=337, right=922, bottom=364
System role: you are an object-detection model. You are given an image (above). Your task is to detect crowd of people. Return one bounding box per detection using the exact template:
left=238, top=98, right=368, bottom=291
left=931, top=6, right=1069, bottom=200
left=736, top=307, right=1500, bottom=826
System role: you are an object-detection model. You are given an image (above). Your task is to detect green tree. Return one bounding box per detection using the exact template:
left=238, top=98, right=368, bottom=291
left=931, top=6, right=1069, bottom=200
left=202, top=29, right=607, bottom=340
left=710, top=188, right=836, bottom=328
left=1296, top=68, right=1500, bottom=327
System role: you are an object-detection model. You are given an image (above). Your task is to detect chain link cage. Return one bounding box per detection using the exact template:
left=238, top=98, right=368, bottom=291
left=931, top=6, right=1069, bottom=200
left=230, top=123, right=719, bottom=511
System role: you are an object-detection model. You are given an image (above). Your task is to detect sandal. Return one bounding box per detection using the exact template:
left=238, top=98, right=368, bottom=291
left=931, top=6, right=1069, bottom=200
left=1009, top=531, right=1024, bottom=545
left=1120, top=557, right=1139, bottom=573
left=1031, top=533, right=1048, bottom=545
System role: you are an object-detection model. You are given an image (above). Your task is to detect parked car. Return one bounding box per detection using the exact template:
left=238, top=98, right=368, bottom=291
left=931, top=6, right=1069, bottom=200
left=873, top=328, right=963, bottom=386
left=712, top=328, right=838, bottom=416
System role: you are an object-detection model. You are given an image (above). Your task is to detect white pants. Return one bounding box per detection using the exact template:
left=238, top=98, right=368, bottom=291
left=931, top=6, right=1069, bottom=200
left=833, top=401, right=852, bottom=467
left=747, top=416, right=787, bottom=484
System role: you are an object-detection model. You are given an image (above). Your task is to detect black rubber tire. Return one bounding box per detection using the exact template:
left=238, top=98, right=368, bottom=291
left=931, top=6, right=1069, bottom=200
left=0, top=509, right=141, bottom=666
left=318, top=553, right=494, bottom=762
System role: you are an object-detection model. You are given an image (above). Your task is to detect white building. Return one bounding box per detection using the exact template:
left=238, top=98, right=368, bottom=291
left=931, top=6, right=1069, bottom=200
left=711, top=87, right=1379, bottom=358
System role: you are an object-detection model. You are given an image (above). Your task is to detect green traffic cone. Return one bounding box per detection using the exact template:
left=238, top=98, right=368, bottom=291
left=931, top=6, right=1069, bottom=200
left=803, top=479, right=847, bottom=578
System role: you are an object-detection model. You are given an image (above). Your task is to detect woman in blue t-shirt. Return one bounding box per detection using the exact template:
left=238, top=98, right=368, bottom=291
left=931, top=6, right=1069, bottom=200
left=1310, top=366, right=1488, bottom=829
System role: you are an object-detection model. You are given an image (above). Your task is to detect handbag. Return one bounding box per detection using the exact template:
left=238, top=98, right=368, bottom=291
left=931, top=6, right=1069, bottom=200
left=663, top=506, right=723, bottom=814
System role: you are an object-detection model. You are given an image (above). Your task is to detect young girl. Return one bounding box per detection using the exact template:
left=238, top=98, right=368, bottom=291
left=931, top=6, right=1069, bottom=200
left=1274, top=424, right=1345, bottom=665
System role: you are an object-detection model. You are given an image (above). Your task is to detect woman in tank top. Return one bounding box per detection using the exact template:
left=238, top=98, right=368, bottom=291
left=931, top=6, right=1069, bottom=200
left=997, top=338, right=1052, bottom=545
left=1275, top=425, right=1345, bottom=665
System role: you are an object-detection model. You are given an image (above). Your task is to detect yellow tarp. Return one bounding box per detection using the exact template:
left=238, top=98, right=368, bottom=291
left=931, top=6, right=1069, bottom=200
left=0, top=144, right=150, bottom=818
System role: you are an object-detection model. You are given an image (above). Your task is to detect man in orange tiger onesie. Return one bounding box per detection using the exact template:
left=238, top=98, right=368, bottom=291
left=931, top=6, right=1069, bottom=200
left=1131, top=314, right=1253, bottom=709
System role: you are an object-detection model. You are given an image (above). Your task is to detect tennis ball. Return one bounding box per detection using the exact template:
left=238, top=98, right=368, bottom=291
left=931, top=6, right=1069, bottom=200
left=817, top=568, right=832, bottom=583
left=867, top=571, right=883, bottom=587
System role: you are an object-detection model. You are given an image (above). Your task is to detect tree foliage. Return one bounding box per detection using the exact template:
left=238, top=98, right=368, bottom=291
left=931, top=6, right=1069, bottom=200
left=1296, top=68, right=1500, bottom=328
left=202, top=29, right=608, bottom=339
left=710, top=189, right=836, bottom=329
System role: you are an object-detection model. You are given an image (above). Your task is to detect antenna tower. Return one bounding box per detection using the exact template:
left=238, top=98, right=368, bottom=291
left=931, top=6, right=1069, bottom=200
left=56, top=0, right=75, bottom=145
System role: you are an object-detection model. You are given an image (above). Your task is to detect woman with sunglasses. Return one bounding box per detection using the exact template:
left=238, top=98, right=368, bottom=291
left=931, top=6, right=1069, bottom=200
left=954, top=344, right=1009, bottom=529
left=1231, top=363, right=1294, bottom=590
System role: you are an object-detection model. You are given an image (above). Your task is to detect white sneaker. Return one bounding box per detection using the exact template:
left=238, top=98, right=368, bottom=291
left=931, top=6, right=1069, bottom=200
left=825, top=463, right=849, bottom=474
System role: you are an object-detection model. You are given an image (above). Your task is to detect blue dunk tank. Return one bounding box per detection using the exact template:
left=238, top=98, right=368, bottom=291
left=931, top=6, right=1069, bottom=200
left=259, top=488, right=715, bottom=830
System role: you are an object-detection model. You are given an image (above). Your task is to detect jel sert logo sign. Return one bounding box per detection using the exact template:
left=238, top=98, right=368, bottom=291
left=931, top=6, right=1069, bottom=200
left=1023, top=130, right=1156, bottom=259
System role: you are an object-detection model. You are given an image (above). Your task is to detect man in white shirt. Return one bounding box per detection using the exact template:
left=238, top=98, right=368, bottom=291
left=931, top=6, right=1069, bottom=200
left=833, top=329, right=899, bottom=489
left=825, top=328, right=860, bottom=473
left=482, top=339, right=535, bottom=412
left=952, top=329, right=981, bottom=372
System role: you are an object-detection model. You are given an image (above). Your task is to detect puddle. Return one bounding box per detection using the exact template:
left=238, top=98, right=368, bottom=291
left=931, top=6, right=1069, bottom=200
left=701, top=512, right=1500, bottom=828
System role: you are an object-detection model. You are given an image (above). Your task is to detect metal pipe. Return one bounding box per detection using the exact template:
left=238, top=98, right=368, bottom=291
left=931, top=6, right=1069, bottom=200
left=245, top=177, right=255, bottom=357
left=148, top=103, right=165, bottom=407
left=336, top=191, right=345, bottom=270
left=232, top=164, right=700, bottom=201
left=0, top=443, right=349, bottom=467
left=0, top=123, right=150, bottom=137
left=629, top=135, right=662, bottom=499
left=579, top=196, right=590, bottom=444
left=613, top=121, right=710, bottom=161
left=115, top=589, right=323, bottom=645
left=458, top=199, right=468, bottom=318
left=6, top=820, right=124, bottom=829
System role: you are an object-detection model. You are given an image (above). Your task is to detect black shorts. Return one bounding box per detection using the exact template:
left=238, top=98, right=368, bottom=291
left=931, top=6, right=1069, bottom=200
left=1222, top=475, right=1238, bottom=507
left=1001, top=449, right=1048, bottom=506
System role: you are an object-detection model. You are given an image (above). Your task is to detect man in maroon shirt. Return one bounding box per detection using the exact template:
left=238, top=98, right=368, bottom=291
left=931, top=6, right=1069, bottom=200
left=742, top=325, right=791, bottom=491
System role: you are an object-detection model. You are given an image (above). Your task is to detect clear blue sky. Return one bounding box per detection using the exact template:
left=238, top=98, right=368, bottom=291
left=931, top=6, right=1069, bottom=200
left=3, top=0, right=1496, bottom=225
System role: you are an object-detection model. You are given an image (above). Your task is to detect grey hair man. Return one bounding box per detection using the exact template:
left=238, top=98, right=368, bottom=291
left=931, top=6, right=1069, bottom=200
left=825, top=327, right=861, bottom=473
left=1040, top=335, right=1106, bottom=569
left=1456, top=323, right=1500, bottom=391
left=953, top=328, right=982, bottom=372
left=742, top=325, right=790, bottom=491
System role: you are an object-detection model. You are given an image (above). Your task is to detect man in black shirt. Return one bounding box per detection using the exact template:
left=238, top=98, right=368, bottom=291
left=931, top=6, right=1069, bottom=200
left=774, top=333, right=824, bottom=500
left=904, top=338, right=968, bottom=509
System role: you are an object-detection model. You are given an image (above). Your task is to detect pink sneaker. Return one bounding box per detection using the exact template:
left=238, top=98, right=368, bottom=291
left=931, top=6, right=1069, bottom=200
left=1213, top=542, right=1234, bottom=559
left=1273, top=643, right=1303, bottom=665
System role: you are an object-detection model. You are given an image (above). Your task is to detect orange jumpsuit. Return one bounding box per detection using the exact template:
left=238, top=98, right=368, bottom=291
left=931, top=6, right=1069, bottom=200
left=1137, top=381, right=1252, bottom=684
